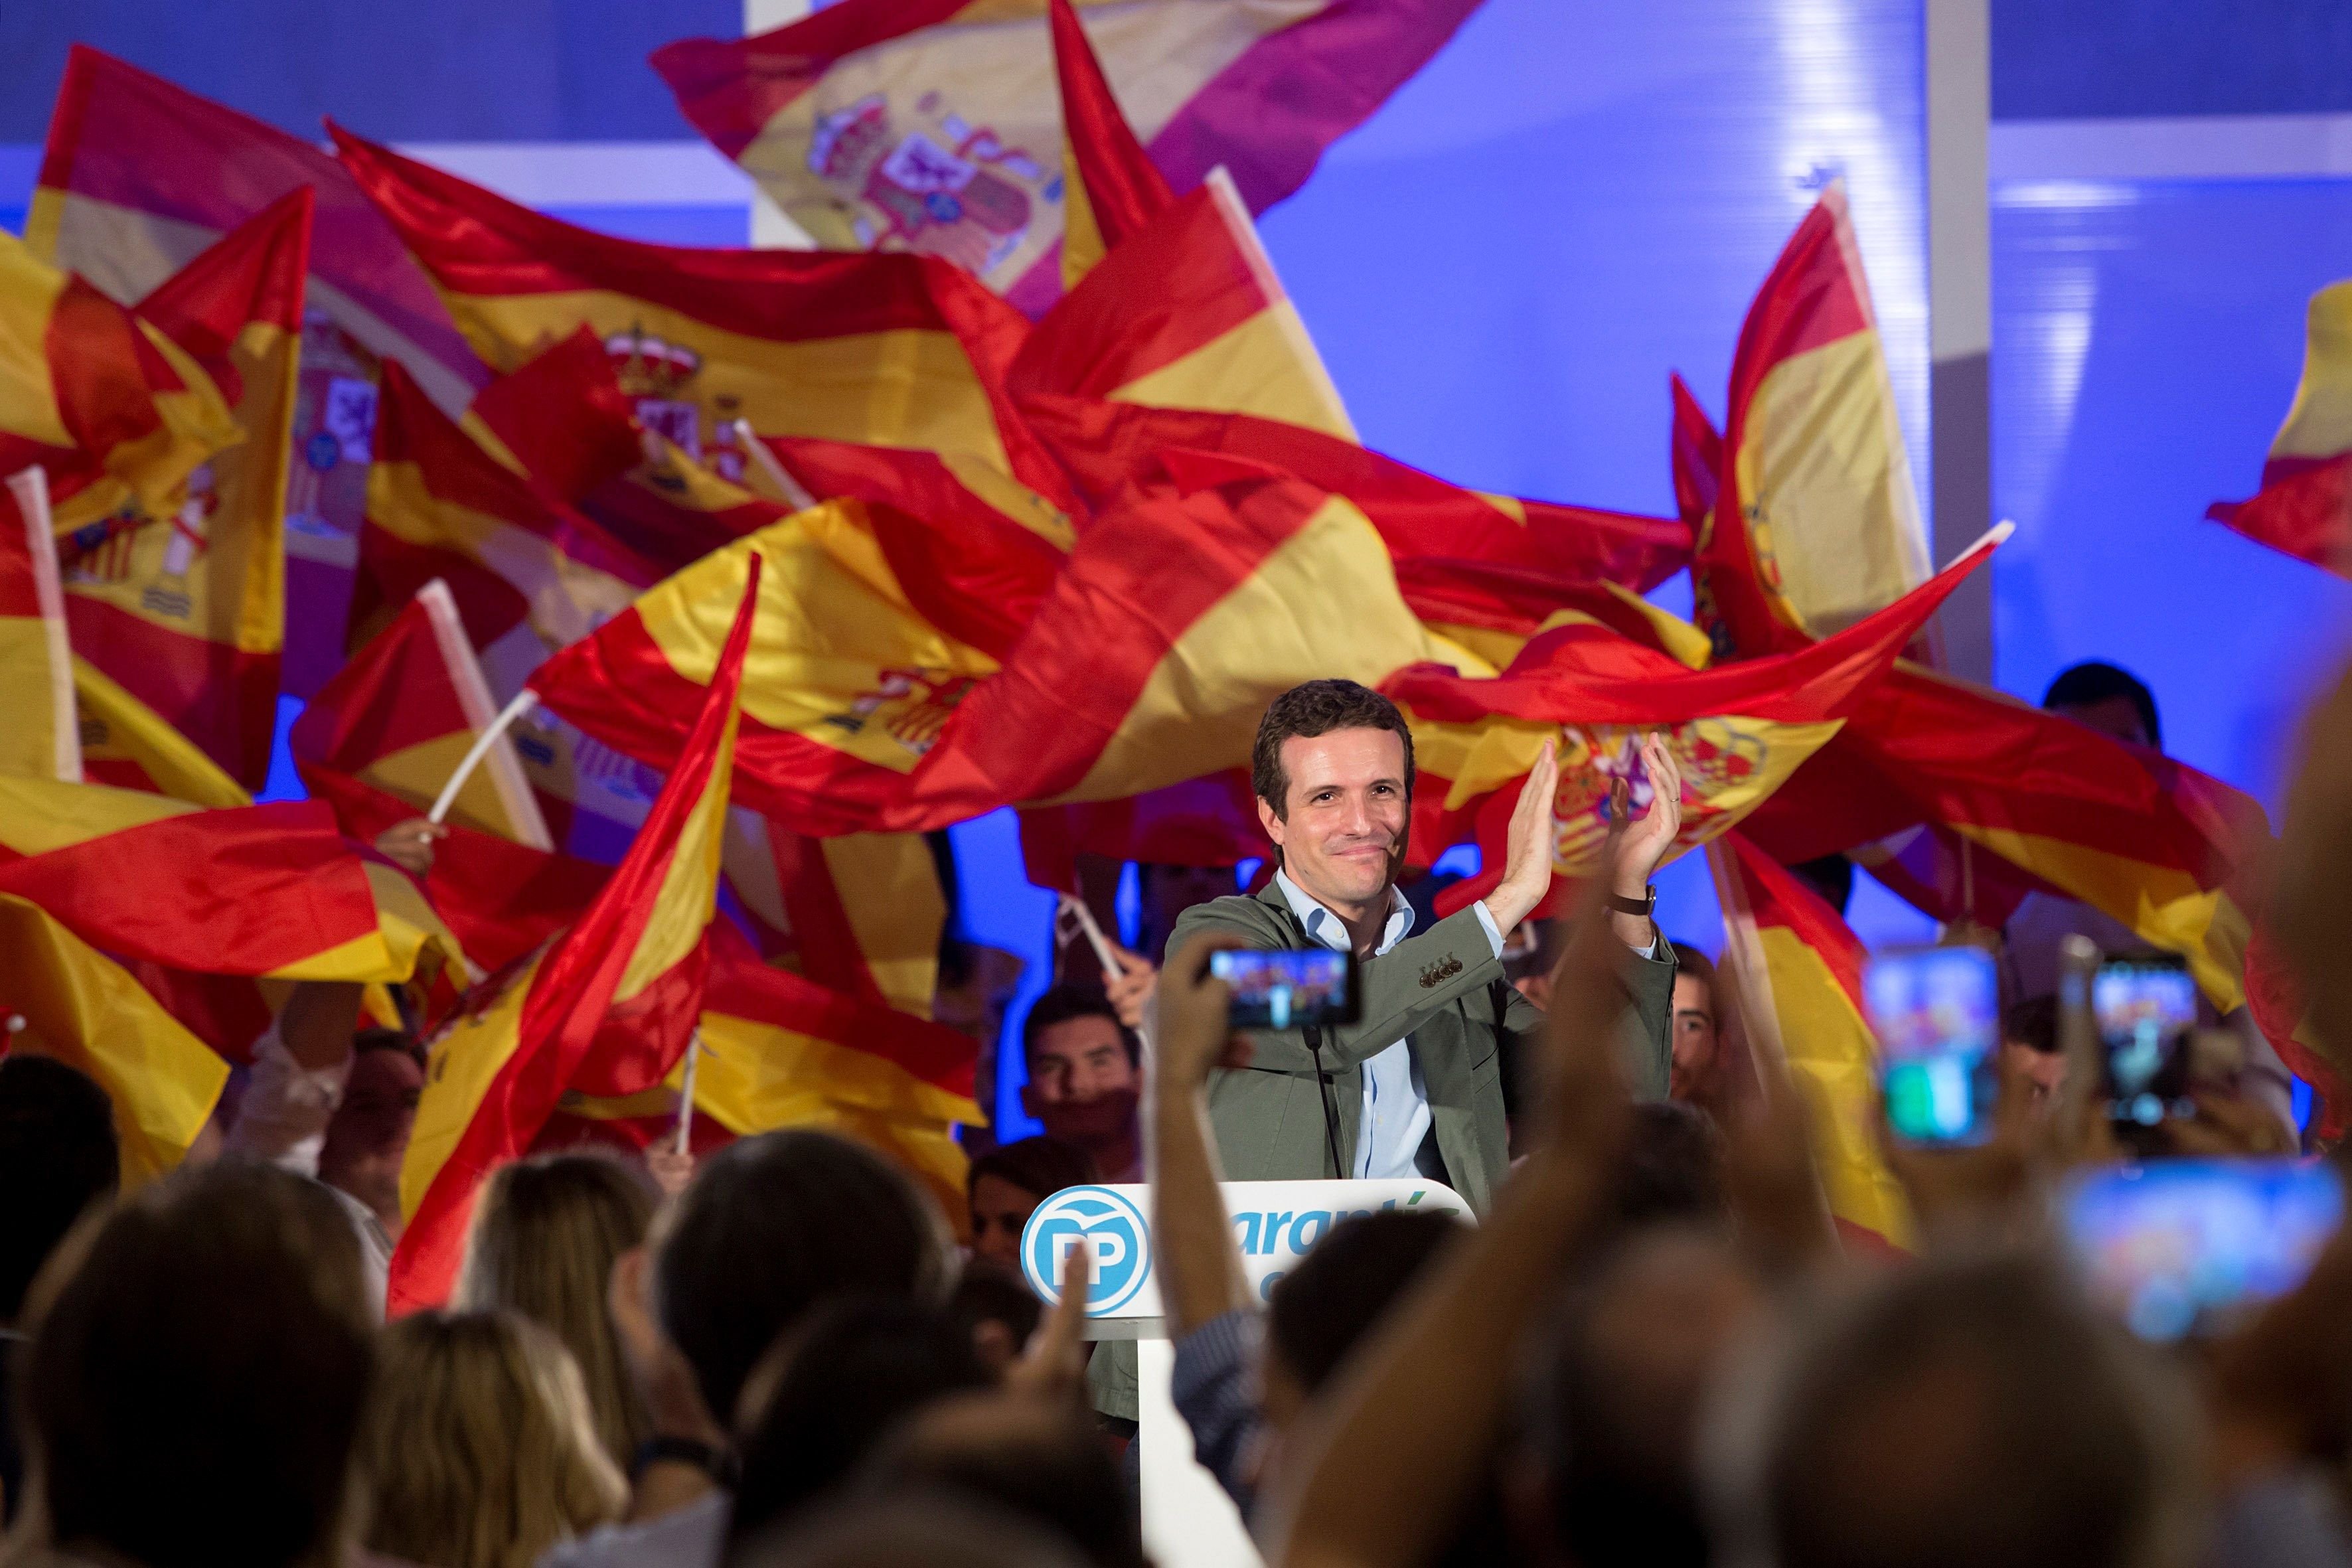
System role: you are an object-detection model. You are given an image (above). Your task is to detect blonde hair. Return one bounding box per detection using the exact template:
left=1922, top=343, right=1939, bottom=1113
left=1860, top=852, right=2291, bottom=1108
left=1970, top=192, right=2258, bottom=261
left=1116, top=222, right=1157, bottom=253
left=360, top=1310, right=627, bottom=1568
left=455, top=1152, right=656, bottom=1471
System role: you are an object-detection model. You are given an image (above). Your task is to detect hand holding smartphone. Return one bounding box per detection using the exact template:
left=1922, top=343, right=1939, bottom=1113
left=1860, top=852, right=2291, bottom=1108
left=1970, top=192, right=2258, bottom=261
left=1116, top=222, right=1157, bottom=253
left=2093, top=955, right=2198, bottom=1149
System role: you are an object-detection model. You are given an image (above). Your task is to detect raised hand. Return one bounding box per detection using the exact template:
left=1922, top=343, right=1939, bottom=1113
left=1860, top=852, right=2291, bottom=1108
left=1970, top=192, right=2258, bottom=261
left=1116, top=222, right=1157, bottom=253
left=1618, top=732, right=1683, bottom=894
left=1486, top=738, right=1559, bottom=937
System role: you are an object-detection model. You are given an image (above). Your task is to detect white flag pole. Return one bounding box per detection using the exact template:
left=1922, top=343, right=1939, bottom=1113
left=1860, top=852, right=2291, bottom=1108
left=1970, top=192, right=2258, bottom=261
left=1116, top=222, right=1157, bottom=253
left=429, top=689, right=539, bottom=827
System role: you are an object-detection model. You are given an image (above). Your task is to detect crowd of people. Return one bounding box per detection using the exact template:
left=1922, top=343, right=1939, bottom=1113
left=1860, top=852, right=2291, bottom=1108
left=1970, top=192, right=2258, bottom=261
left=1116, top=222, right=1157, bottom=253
left=1, top=656, right=2349, bottom=1568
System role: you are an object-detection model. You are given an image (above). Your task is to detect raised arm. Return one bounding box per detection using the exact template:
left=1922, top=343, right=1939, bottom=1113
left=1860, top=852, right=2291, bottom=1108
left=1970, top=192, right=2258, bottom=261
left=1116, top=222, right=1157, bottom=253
left=1263, top=858, right=1636, bottom=1568
left=1150, top=933, right=1255, bottom=1337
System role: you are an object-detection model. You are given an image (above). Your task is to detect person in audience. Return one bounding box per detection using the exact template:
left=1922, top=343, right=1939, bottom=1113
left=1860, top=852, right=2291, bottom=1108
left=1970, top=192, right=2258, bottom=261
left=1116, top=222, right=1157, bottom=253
left=861, top=1391, right=1147, bottom=1568
left=1018, top=988, right=1145, bottom=1185
left=457, top=1152, right=659, bottom=1474
left=965, top=1137, right=1097, bottom=1275
left=1711, top=1252, right=2198, bottom=1568
left=1138, top=862, right=1241, bottom=964
left=729, top=1494, right=1090, bottom=1568
left=726, top=1297, right=991, bottom=1549
left=1615, top=1100, right=1730, bottom=1231
left=1148, top=929, right=1465, bottom=1520
left=944, top=1267, right=1044, bottom=1375
left=548, top=1129, right=953, bottom=1568
left=2001, top=994, right=2067, bottom=1110
left=1788, top=853, right=1856, bottom=918
left=360, top=1309, right=629, bottom=1568
left=0, top=1054, right=119, bottom=1522
left=1665, top=943, right=1728, bottom=1113
left=224, top=978, right=424, bottom=1308
left=17, top=1162, right=375, bottom=1568
left=1523, top=1227, right=1766, bottom=1568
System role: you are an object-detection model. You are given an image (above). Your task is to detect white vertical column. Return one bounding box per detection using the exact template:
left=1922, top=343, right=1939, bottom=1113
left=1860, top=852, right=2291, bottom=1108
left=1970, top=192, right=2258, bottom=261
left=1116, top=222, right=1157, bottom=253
left=1926, top=0, right=1994, bottom=681
left=744, top=0, right=819, bottom=249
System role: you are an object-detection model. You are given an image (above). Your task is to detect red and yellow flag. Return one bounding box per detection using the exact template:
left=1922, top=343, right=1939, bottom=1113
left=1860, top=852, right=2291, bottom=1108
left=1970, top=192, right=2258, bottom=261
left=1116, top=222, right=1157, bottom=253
left=72, top=657, right=250, bottom=807
left=28, top=44, right=486, bottom=414
left=531, top=467, right=1455, bottom=833
left=1394, top=533, right=1997, bottom=905
left=1699, top=182, right=1930, bottom=656
left=2206, top=279, right=2352, bottom=579
left=0, top=467, right=80, bottom=783
left=720, top=815, right=949, bottom=1021
left=1009, top=174, right=1354, bottom=441
left=0, top=227, right=236, bottom=528
left=1745, top=663, right=2267, bottom=1011
left=391, top=560, right=757, bottom=1312
left=1714, top=832, right=1911, bottom=1251
left=1022, top=394, right=1689, bottom=590
left=651, top=0, right=1482, bottom=313
left=332, top=127, right=1070, bottom=510
left=0, top=782, right=456, bottom=985
left=58, top=189, right=311, bottom=789
left=1048, top=0, right=1174, bottom=290
left=0, top=892, right=229, bottom=1184
left=295, top=580, right=550, bottom=849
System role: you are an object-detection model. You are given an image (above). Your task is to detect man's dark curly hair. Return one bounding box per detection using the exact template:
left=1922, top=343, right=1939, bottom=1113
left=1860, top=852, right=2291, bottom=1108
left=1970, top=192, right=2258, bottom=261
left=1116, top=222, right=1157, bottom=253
left=1250, top=679, right=1416, bottom=819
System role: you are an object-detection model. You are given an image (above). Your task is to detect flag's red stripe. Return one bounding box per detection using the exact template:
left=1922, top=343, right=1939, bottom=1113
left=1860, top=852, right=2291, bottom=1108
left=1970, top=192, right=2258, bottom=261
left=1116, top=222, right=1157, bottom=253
left=289, top=599, right=466, bottom=772
left=0, top=800, right=382, bottom=975
left=1052, top=0, right=1174, bottom=248
left=2206, top=453, right=2352, bottom=580
left=706, top=930, right=977, bottom=1098
left=1730, top=832, right=1867, bottom=1014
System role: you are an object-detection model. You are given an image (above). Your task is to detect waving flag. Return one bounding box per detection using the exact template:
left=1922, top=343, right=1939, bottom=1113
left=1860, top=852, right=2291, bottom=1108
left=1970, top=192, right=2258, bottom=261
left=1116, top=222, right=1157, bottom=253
left=1048, top=0, right=1174, bottom=289
left=332, top=128, right=1071, bottom=510
left=2207, top=279, right=2352, bottom=578
left=58, top=191, right=310, bottom=788
left=0, top=892, right=229, bottom=1183
left=0, top=467, right=80, bottom=783
left=767, top=434, right=1077, bottom=554
left=0, top=228, right=236, bottom=527
left=0, top=783, right=457, bottom=984
left=73, top=658, right=250, bottom=807
left=1395, top=532, right=1997, bottom=903
left=651, top=0, right=1483, bottom=313
left=392, top=561, right=758, bottom=1313
left=1743, top=664, right=2266, bottom=1011
left=1021, top=395, right=1689, bottom=588
left=720, top=815, right=949, bottom=1020
left=532, top=468, right=1450, bottom=832
left=1010, top=175, right=1355, bottom=440
left=1714, top=833, right=1911, bottom=1251
left=1699, top=182, right=1930, bottom=658
left=29, top=44, right=485, bottom=414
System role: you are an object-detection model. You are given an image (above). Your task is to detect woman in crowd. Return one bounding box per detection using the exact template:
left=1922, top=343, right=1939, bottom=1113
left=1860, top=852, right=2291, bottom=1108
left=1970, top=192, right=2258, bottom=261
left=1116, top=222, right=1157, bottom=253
left=457, top=1152, right=659, bottom=1473
left=359, top=1310, right=627, bottom=1568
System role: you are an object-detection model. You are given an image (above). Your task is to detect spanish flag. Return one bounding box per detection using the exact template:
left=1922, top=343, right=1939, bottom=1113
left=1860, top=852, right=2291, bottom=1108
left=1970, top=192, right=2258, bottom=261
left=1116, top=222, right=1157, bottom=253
left=458, top=325, right=644, bottom=505
left=28, top=44, right=486, bottom=415
left=720, top=815, right=949, bottom=1022
left=767, top=435, right=1078, bottom=555
left=1713, top=832, right=1911, bottom=1251
left=331, top=127, right=1071, bottom=510
left=651, top=0, right=1482, bottom=313
left=1699, top=181, right=1931, bottom=655
left=1021, top=395, right=1689, bottom=589
left=1745, top=663, right=2268, bottom=1012
left=1049, top=0, right=1173, bottom=290
left=58, top=189, right=310, bottom=789
left=73, top=657, right=250, bottom=808
left=0, top=782, right=457, bottom=986
left=0, top=892, right=228, bottom=1184
left=295, top=582, right=550, bottom=849
left=1393, top=531, right=1998, bottom=902
left=0, top=227, right=236, bottom=527
left=0, top=467, right=80, bottom=784
left=2207, top=279, right=2352, bottom=579
left=530, top=467, right=1452, bottom=833
left=1010, top=173, right=1356, bottom=441
left=390, top=559, right=757, bottom=1313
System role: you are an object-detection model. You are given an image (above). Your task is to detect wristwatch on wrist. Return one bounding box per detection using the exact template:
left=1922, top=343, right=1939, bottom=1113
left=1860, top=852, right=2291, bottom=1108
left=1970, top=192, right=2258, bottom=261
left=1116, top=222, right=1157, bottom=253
left=1605, top=885, right=1658, bottom=919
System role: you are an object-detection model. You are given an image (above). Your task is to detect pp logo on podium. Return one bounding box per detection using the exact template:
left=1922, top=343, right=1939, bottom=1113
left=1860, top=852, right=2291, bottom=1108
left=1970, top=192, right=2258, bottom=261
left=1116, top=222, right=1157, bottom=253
left=1020, top=1185, right=1152, bottom=1315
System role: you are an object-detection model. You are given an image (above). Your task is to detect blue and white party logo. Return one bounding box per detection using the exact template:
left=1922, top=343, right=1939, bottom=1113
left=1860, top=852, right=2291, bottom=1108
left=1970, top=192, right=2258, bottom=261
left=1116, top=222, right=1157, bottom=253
left=1019, top=1185, right=1152, bottom=1315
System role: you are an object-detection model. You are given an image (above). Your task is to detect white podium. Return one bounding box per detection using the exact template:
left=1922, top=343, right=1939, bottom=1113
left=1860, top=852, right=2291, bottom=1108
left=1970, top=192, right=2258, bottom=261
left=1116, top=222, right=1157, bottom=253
left=1018, top=1180, right=1473, bottom=1568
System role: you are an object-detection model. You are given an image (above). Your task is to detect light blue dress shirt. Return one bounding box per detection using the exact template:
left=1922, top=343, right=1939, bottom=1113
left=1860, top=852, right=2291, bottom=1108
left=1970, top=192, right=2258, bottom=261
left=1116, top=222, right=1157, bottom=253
left=1273, top=870, right=1505, bottom=1180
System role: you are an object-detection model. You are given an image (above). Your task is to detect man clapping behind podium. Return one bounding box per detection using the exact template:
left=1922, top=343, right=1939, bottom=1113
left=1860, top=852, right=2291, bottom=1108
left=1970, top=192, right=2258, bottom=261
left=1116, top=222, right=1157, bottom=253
left=1165, top=680, right=1679, bottom=1216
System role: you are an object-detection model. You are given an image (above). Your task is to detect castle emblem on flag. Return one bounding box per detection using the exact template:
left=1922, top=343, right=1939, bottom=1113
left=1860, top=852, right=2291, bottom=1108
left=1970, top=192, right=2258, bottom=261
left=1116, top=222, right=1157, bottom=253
left=807, top=92, right=1048, bottom=277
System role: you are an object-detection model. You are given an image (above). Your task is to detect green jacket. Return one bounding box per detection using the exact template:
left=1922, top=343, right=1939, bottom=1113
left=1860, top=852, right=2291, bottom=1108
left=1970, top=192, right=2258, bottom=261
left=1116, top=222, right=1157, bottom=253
left=1166, top=880, right=1675, bottom=1218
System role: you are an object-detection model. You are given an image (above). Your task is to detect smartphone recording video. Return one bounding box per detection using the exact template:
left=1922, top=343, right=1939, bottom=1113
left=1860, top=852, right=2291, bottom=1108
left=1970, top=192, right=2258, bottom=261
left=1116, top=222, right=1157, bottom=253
left=2096, top=956, right=2197, bottom=1145
left=2062, top=1160, right=2343, bottom=1341
left=1210, top=947, right=1361, bottom=1031
left=1865, top=945, right=2001, bottom=1148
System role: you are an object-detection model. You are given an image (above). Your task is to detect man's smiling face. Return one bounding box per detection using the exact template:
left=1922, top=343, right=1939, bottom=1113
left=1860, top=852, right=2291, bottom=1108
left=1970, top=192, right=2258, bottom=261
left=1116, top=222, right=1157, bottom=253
left=1259, top=726, right=1411, bottom=923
